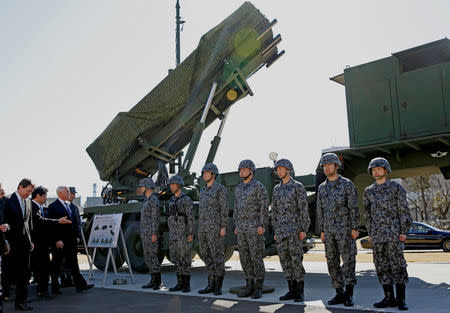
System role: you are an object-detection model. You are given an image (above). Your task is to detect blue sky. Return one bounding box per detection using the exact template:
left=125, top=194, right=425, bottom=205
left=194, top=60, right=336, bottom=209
left=1, top=0, right=449, bottom=200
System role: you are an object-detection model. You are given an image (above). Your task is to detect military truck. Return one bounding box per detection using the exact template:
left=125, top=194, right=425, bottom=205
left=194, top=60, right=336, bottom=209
left=84, top=2, right=450, bottom=271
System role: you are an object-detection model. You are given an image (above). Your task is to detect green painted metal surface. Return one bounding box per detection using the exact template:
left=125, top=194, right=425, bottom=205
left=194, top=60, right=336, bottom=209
left=325, top=38, right=450, bottom=230
left=333, top=38, right=450, bottom=148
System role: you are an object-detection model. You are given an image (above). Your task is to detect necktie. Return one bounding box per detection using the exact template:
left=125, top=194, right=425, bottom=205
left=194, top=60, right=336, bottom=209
left=20, top=198, right=26, bottom=235
left=41, top=206, right=45, bottom=217
left=65, top=203, right=72, bottom=219
left=20, top=199, right=25, bottom=217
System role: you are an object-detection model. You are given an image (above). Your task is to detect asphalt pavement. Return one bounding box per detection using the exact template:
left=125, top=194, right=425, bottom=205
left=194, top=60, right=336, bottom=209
left=1, top=253, right=449, bottom=313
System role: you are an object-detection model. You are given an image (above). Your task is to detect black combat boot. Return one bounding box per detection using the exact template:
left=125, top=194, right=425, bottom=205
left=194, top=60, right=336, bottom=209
left=396, top=284, right=408, bottom=310
left=293, top=280, right=304, bottom=302
left=198, top=275, right=215, bottom=294
left=182, top=275, right=191, bottom=293
left=213, top=276, right=224, bottom=295
left=344, top=285, right=354, bottom=306
left=374, top=284, right=397, bottom=308
left=251, top=279, right=264, bottom=299
left=141, top=274, right=155, bottom=289
left=328, top=287, right=345, bottom=305
left=152, top=273, right=162, bottom=290
left=279, top=280, right=294, bottom=300
left=169, top=274, right=183, bottom=292
left=237, top=279, right=254, bottom=298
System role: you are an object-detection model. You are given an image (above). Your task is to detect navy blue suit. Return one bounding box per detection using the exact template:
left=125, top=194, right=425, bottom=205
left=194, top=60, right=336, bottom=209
left=47, top=199, right=87, bottom=293
left=1, top=193, right=33, bottom=305
left=0, top=197, right=7, bottom=307
left=0, top=197, right=7, bottom=253
left=69, top=202, right=82, bottom=239
left=31, top=201, right=59, bottom=293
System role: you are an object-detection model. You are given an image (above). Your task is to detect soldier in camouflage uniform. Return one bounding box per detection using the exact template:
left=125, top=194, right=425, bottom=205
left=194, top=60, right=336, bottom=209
left=272, top=159, right=310, bottom=302
left=317, top=153, right=360, bottom=307
left=167, top=175, right=194, bottom=293
left=233, top=159, right=269, bottom=299
left=364, top=157, right=412, bottom=311
left=138, top=178, right=162, bottom=290
left=198, top=163, right=229, bottom=296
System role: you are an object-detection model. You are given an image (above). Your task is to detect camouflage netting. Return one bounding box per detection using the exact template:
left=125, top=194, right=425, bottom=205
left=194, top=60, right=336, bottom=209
left=87, top=2, right=273, bottom=181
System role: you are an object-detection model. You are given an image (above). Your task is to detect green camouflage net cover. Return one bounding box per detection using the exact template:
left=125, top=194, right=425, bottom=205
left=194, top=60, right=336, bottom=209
left=87, top=2, right=273, bottom=181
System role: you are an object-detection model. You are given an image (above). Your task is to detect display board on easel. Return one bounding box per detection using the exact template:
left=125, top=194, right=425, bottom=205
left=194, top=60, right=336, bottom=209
left=88, top=214, right=122, bottom=248
left=87, top=213, right=135, bottom=287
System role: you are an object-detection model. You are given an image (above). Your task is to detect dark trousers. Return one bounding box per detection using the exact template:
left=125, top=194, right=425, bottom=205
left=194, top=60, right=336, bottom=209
left=1, top=253, right=14, bottom=295
left=3, top=239, right=30, bottom=305
left=32, top=241, right=51, bottom=293
left=0, top=255, right=4, bottom=307
left=51, top=238, right=86, bottom=291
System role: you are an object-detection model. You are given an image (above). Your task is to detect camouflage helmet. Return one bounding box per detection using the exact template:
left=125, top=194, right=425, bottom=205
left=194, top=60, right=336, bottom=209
left=238, top=159, right=256, bottom=172
left=168, top=174, right=185, bottom=186
left=368, top=157, right=391, bottom=174
left=138, top=177, right=156, bottom=189
left=274, top=159, right=293, bottom=171
left=201, top=163, right=219, bottom=175
left=320, top=153, right=342, bottom=167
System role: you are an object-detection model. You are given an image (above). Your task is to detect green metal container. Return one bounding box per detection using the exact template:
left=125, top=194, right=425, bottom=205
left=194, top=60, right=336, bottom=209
left=331, top=38, right=450, bottom=148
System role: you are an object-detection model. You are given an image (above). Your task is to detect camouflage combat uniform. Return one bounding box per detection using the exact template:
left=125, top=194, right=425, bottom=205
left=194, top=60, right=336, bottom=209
left=272, top=178, right=310, bottom=282
left=198, top=181, right=229, bottom=277
left=233, top=178, right=269, bottom=281
left=140, top=193, right=161, bottom=274
left=317, top=175, right=360, bottom=289
left=167, top=193, right=194, bottom=275
left=363, top=179, right=413, bottom=285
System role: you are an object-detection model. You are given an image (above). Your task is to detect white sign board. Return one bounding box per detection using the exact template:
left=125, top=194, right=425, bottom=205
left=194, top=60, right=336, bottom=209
left=88, top=213, right=123, bottom=248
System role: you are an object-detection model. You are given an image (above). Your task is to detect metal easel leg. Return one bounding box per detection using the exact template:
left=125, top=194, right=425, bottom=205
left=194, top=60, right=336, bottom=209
left=102, top=248, right=112, bottom=287
left=88, top=247, right=97, bottom=283
left=81, top=230, right=95, bottom=280
left=120, top=228, right=135, bottom=284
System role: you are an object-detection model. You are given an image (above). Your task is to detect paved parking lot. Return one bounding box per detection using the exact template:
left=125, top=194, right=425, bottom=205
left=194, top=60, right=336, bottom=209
left=2, top=249, right=449, bottom=312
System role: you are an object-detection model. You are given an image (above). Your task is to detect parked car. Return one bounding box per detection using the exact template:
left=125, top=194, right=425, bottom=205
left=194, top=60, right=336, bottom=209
left=360, top=222, right=450, bottom=252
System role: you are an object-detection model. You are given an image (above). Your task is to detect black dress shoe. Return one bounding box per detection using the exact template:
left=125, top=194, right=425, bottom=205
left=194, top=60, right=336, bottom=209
left=15, top=303, right=33, bottom=311
left=84, top=284, right=95, bottom=290
left=76, top=284, right=95, bottom=293
left=37, top=292, right=52, bottom=298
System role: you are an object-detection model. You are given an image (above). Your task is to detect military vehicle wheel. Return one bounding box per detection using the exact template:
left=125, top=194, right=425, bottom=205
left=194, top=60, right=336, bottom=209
left=123, top=221, right=164, bottom=272
left=442, top=239, right=450, bottom=252
left=92, top=248, right=125, bottom=271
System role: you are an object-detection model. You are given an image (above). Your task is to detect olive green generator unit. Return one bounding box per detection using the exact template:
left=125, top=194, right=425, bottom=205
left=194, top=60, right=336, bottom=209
left=323, top=38, right=450, bottom=229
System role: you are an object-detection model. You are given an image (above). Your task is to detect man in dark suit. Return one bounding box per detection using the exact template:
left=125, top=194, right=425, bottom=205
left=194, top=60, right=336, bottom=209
left=59, top=187, right=82, bottom=287
left=0, top=186, right=10, bottom=313
left=30, top=186, right=71, bottom=297
left=2, top=178, right=35, bottom=311
left=47, top=186, right=93, bottom=295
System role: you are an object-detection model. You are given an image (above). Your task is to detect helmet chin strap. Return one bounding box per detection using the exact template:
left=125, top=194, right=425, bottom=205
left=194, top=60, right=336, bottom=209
left=240, top=172, right=253, bottom=181
left=204, top=174, right=215, bottom=184
left=281, top=171, right=290, bottom=181
left=375, top=172, right=387, bottom=180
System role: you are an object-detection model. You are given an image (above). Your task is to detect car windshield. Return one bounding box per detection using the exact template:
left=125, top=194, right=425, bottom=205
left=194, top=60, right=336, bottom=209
left=411, top=222, right=440, bottom=232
